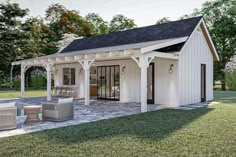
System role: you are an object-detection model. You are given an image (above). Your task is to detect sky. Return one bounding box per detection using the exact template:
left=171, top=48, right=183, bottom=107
left=1, top=0, right=207, bottom=27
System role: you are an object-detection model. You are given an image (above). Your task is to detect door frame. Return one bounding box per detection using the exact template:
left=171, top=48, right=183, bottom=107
left=147, top=63, right=155, bottom=104
left=201, top=64, right=206, bottom=102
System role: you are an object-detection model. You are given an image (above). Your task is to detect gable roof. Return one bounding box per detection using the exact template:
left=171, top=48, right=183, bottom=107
left=61, top=16, right=203, bottom=53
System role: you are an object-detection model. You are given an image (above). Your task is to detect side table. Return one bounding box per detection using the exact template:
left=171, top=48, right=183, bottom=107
left=24, top=105, right=41, bottom=125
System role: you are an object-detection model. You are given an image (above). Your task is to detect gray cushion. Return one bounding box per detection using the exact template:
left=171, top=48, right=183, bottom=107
left=0, top=102, right=15, bottom=109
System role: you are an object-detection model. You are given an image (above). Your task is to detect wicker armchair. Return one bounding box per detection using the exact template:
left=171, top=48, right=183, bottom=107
left=0, top=102, right=17, bottom=131
left=42, top=98, right=74, bottom=122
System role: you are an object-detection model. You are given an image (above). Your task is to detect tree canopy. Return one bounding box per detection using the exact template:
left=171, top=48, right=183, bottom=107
left=0, top=2, right=28, bottom=75
left=85, top=13, right=109, bottom=35
left=156, top=17, right=171, bottom=24
left=0, top=2, right=137, bottom=78
left=199, top=0, right=236, bottom=90
left=109, top=14, right=137, bottom=33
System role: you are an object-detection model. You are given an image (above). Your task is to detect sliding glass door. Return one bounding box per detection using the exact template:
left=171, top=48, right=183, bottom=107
left=97, top=65, right=120, bottom=100
left=201, top=64, right=206, bottom=102
left=147, top=63, right=155, bottom=104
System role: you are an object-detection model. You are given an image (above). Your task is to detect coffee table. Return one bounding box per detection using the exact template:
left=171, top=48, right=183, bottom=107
left=24, top=105, right=41, bottom=124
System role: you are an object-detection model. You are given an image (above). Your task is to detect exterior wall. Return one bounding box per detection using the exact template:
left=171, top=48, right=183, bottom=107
left=54, top=59, right=141, bottom=102
left=154, top=58, right=179, bottom=106
left=54, top=63, right=82, bottom=97
left=54, top=58, right=179, bottom=106
left=95, top=59, right=140, bottom=102
left=178, top=30, right=214, bottom=106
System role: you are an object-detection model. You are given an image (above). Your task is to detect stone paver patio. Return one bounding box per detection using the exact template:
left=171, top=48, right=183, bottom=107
left=0, top=97, right=212, bottom=138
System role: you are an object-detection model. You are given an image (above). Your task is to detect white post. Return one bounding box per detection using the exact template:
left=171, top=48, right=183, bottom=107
left=79, top=60, right=94, bottom=105
left=84, top=62, right=90, bottom=105
left=45, top=64, right=52, bottom=101
left=21, top=64, right=25, bottom=97
left=140, top=56, right=148, bottom=112
left=131, top=55, right=154, bottom=113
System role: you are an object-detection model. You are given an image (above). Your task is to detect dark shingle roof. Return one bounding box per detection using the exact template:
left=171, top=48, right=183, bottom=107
left=61, top=16, right=202, bottom=53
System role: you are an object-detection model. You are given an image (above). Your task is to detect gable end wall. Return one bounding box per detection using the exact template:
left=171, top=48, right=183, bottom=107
left=178, top=29, right=214, bottom=106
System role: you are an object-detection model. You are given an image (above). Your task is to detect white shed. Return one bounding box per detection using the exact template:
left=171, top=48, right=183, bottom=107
left=12, top=16, right=219, bottom=112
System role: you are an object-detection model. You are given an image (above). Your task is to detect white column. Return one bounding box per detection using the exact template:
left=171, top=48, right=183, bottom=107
left=140, top=57, right=148, bottom=112
left=79, top=60, right=94, bottom=105
left=45, top=64, right=52, bottom=101
left=20, top=64, right=25, bottom=97
left=84, top=63, right=90, bottom=105
left=131, top=55, right=154, bottom=113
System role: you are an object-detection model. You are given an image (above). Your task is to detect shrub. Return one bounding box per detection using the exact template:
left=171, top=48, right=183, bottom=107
left=30, top=69, right=46, bottom=89
left=31, top=75, right=45, bottom=89
left=0, top=71, right=14, bottom=89
left=225, top=71, right=236, bottom=90
left=14, top=79, right=21, bottom=90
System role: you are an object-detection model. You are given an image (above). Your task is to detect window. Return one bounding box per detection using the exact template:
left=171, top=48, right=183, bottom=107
left=63, top=68, right=75, bottom=85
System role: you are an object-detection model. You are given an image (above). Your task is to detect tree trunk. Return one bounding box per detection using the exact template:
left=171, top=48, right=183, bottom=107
left=221, top=73, right=226, bottom=91
left=221, top=80, right=226, bottom=90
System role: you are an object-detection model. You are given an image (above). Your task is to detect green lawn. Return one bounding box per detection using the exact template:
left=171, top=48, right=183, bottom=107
left=0, top=90, right=46, bottom=98
left=0, top=91, right=235, bottom=157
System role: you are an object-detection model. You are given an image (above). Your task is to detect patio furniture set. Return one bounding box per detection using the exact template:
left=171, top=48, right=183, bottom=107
left=53, top=86, right=78, bottom=98
left=0, top=98, right=74, bottom=131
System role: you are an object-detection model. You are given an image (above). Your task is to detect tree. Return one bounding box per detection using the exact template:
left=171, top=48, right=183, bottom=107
left=225, top=55, right=236, bottom=72
left=180, top=8, right=201, bottom=19
left=21, top=17, right=48, bottom=59
left=109, top=14, right=137, bottom=33
left=46, top=4, right=95, bottom=38
left=156, top=17, right=171, bottom=24
left=200, top=0, right=236, bottom=90
left=44, top=4, right=96, bottom=54
left=85, top=13, right=109, bottom=35
left=0, top=2, right=28, bottom=75
left=180, top=0, right=236, bottom=90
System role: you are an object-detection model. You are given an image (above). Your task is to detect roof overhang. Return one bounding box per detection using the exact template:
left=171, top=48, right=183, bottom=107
left=200, top=21, right=219, bottom=61
left=12, top=37, right=186, bottom=66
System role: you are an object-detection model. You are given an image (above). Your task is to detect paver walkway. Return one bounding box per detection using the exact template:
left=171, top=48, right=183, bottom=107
left=0, top=97, right=213, bottom=138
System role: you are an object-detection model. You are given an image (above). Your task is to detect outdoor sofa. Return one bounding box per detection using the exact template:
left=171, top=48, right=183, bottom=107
left=0, top=102, right=17, bottom=131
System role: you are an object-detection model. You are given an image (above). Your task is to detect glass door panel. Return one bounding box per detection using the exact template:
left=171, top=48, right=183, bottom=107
left=97, top=65, right=120, bottom=100
left=106, top=66, right=111, bottom=99
left=97, top=67, right=102, bottom=98
left=110, top=66, right=115, bottom=99
left=201, top=64, right=206, bottom=102
left=147, top=63, right=154, bottom=104
left=114, top=66, right=120, bottom=99
left=101, top=67, right=106, bottom=98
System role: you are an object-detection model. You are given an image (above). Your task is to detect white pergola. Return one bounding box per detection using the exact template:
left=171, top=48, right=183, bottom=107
left=12, top=37, right=187, bottom=112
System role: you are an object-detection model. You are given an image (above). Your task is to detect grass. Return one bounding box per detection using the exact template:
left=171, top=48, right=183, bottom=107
left=214, top=90, right=236, bottom=102
left=0, top=91, right=235, bottom=157
left=0, top=90, right=47, bottom=98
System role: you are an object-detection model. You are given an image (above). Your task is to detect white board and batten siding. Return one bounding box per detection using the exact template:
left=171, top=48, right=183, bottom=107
left=154, top=58, right=178, bottom=107
left=54, top=63, right=81, bottom=97
left=94, top=59, right=179, bottom=105
left=54, top=59, right=142, bottom=102
left=178, top=29, right=214, bottom=106
left=54, top=58, right=179, bottom=106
